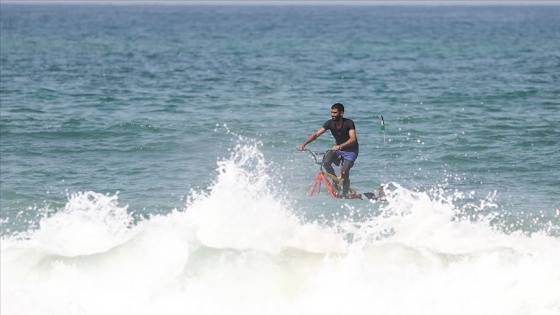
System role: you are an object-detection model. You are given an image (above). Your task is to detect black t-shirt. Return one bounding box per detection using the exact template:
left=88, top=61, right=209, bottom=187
left=322, top=118, right=359, bottom=152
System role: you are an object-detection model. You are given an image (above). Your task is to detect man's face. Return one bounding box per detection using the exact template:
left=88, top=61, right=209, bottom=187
left=331, top=109, right=343, bottom=121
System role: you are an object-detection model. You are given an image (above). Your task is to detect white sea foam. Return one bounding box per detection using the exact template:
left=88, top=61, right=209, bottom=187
left=2, top=143, right=559, bottom=315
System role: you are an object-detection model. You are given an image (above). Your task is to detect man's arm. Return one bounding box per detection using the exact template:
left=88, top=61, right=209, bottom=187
left=296, top=127, right=326, bottom=151
left=334, top=129, right=356, bottom=151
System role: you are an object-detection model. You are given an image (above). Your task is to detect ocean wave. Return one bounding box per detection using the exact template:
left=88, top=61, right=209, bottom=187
left=2, top=142, right=559, bottom=315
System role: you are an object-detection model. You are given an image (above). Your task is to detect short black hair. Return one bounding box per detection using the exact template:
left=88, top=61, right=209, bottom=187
left=331, top=103, right=344, bottom=112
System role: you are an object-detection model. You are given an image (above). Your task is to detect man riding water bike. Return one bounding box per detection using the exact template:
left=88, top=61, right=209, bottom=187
left=296, top=103, right=359, bottom=197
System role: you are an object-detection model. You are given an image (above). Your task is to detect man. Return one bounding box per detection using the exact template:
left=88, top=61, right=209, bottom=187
left=296, top=103, right=359, bottom=197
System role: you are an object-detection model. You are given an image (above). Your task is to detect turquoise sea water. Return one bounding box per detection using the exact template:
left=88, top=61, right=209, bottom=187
left=1, top=4, right=559, bottom=315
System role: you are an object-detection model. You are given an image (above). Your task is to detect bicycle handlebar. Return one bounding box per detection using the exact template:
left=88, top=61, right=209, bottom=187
left=301, top=149, right=328, bottom=165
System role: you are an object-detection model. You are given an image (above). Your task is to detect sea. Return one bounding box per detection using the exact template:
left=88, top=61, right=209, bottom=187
left=1, top=3, right=559, bottom=315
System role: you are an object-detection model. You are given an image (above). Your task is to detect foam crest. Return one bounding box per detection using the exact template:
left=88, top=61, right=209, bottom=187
left=24, top=191, right=133, bottom=257
left=385, top=184, right=500, bottom=250
left=186, top=140, right=347, bottom=254
left=1, top=142, right=559, bottom=315
left=355, top=183, right=534, bottom=255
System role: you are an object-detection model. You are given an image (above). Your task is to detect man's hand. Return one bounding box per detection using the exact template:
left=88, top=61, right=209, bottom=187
left=296, top=144, right=305, bottom=151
